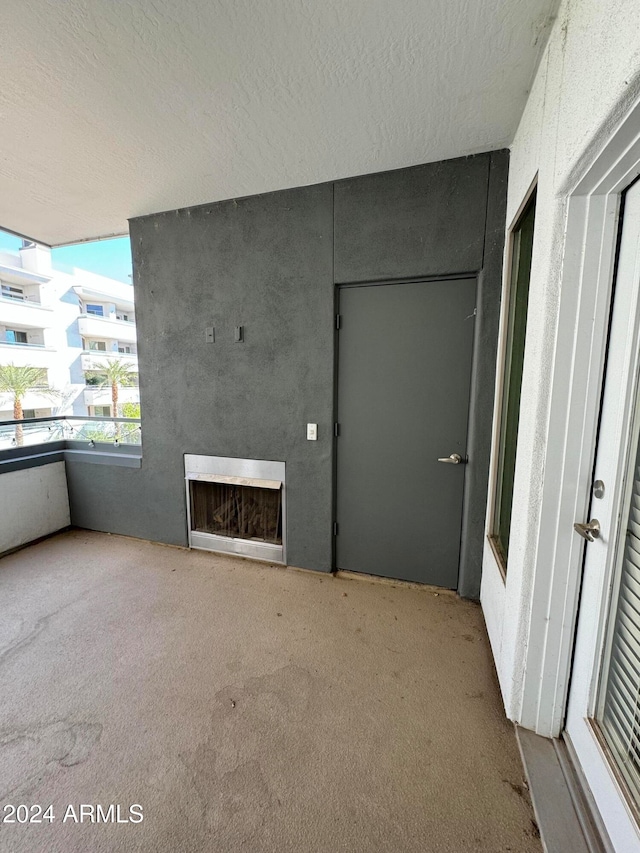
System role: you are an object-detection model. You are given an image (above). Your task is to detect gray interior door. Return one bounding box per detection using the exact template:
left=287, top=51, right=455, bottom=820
left=336, top=279, right=476, bottom=587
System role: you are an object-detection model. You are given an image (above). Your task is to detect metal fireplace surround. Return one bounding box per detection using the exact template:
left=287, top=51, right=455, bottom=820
left=184, top=454, right=286, bottom=564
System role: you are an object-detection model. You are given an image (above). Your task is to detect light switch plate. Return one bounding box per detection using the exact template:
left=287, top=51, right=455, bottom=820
left=307, top=423, right=318, bottom=441
left=205, top=326, right=215, bottom=343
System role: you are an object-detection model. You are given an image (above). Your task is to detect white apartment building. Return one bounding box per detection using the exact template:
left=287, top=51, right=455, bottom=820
left=0, top=240, right=138, bottom=419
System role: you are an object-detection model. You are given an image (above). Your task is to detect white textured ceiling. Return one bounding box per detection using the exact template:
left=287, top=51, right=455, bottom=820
left=0, top=0, right=557, bottom=246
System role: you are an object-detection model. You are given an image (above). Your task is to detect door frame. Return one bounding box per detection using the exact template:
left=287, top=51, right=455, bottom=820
left=332, top=275, right=477, bottom=587
left=332, top=273, right=480, bottom=591
left=565, top=178, right=640, bottom=851
left=517, top=94, right=640, bottom=738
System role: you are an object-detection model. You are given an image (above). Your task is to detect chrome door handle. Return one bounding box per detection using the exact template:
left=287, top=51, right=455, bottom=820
left=573, top=519, right=600, bottom=541
left=438, top=453, right=463, bottom=464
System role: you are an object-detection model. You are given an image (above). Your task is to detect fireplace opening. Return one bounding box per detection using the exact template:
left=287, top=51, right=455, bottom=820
left=189, top=480, right=282, bottom=545
left=185, top=455, right=286, bottom=563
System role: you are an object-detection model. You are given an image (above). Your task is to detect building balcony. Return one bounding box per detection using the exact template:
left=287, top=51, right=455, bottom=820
left=0, top=412, right=572, bottom=852
left=0, top=516, right=541, bottom=853
left=0, top=414, right=141, bottom=452
left=73, top=280, right=135, bottom=311
left=81, top=350, right=138, bottom=372
left=0, top=295, right=54, bottom=328
left=83, top=385, right=140, bottom=407
left=0, top=341, right=54, bottom=368
left=0, top=388, right=54, bottom=411
left=0, top=260, right=51, bottom=286
left=78, top=313, right=137, bottom=343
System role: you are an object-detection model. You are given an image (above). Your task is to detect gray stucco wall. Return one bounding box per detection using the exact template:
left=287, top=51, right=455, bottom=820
left=65, top=151, right=508, bottom=596
left=459, top=152, right=509, bottom=598
left=333, top=155, right=489, bottom=283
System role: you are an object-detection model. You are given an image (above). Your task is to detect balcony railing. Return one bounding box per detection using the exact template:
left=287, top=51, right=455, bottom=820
left=0, top=415, right=142, bottom=451
left=83, top=348, right=137, bottom=355
left=0, top=339, right=47, bottom=348
left=0, top=342, right=54, bottom=369
left=81, top=350, right=138, bottom=372
left=79, top=312, right=135, bottom=323
left=78, top=314, right=137, bottom=343
left=83, top=386, right=140, bottom=408
left=0, top=297, right=53, bottom=328
left=0, top=293, right=41, bottom=305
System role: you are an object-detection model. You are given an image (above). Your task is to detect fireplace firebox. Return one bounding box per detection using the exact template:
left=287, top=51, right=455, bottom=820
left=185, top=455, right=286, bottom=563
left=189, top=480, right=282, bottom=544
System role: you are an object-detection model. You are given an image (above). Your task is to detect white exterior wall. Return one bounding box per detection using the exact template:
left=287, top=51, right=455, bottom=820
left=482, top=0, right=640, bottom=733
left=0, top=462, right=70, bottom=554
left=38, top=266, right=89, bottom=414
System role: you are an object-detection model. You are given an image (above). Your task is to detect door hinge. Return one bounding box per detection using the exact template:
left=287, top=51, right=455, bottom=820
left=333, top=522, right=339, bottom=536
left=336, top=314, right=341, bottom=330
left=334, top=423, right=340, bottom=437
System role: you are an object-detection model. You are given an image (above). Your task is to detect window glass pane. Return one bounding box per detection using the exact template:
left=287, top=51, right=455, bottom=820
left=86, top=304, right=104, bottom=316
left=493, top=191, right=536, bottom=566
left=85, top=374, right=105, bottom=385
left=2, top=284, right=24, bottom=300
left=598, top=412, right=640, bottom=807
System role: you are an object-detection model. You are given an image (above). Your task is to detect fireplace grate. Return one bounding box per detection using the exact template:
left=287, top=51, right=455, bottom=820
left=189, top=480, right=282, bottom=545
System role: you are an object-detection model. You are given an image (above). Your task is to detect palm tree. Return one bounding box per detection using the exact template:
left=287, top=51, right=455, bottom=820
left=0, top=364, right=49, bottom=446
left=88, top=360, right=137, bottom=437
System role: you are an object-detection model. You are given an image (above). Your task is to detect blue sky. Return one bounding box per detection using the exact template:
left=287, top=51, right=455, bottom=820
left=0, top=229, right=133, bottom=284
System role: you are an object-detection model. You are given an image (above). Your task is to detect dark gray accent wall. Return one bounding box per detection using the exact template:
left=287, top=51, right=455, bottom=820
left=332, top=153, right=507, bottom=597
left=0, top=443, right=65, bottom=473
left=65, top=151, right=508, bottom=596
left=65, top=459, right=169, bottom=541
left=458, top=152, right=509, bottom=598
left=334, top=156, right=490, bottom=283
left=68, top=184, right=336, bottom=569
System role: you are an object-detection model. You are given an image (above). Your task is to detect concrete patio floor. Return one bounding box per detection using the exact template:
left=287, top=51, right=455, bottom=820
left=0, top=530, right=540, bottom=852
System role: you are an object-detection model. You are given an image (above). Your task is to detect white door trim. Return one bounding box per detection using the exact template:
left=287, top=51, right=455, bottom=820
left=518, top=94, right=640, bottom=737
left=564, top=178, right=640, bottom=851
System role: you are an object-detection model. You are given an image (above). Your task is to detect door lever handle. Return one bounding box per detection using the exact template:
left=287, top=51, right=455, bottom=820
left=437, top=453, right=464, bottom=464
left=573, top=519, right=600, bottom=542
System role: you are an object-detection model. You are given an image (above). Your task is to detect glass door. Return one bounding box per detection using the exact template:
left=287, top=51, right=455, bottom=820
left=565, top=178, right=640, bottom=850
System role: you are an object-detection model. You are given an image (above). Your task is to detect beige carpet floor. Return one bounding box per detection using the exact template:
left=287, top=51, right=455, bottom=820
left=0, top=530, right=540, bottom=853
